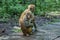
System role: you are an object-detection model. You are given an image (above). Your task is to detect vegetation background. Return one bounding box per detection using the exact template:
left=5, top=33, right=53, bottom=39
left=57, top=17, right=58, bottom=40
left=0, top=0, right=60, bottom=22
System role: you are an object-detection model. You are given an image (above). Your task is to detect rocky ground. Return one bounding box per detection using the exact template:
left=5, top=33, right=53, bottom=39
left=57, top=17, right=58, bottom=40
left=0, top=16, right=60, bottom=40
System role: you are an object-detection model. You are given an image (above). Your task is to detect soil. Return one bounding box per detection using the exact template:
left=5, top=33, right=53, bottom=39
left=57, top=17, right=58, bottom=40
left=0, top=16, right=60, bottom=40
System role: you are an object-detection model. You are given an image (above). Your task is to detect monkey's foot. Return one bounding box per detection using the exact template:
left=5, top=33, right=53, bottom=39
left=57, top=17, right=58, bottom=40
left=26, top=34, right=30, bottom=37
left=35, top=29, right=38, bottom=32
left=23, top=34, right=26, bottom=36
left=23, top=34, right=30, bottom=36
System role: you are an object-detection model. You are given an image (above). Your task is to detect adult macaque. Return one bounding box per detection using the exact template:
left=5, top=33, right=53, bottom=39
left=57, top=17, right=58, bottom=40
left=19, top=4, right=37, bottom=36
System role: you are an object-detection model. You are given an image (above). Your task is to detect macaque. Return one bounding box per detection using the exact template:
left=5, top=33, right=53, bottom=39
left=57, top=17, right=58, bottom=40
left=19, top=4, right=37, bottom=36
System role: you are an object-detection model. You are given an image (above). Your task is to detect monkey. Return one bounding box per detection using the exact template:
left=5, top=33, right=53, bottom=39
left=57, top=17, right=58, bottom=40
left=19, top=4, right=37, bottom=36
left=19, top=12, right=33, bottom=36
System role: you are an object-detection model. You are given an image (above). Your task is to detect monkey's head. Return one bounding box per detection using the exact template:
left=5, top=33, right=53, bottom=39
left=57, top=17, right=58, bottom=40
left=26, top=13, right=31, bottom=20
left=28, top=4, right=35, bottom=12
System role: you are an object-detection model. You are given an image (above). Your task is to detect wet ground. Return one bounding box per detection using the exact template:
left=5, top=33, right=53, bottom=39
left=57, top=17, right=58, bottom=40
left=0, top=17, right=60, bottom=40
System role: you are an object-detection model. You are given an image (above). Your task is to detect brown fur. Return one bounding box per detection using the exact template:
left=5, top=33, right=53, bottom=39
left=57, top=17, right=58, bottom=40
left=19, top=4, right=37, bottom=36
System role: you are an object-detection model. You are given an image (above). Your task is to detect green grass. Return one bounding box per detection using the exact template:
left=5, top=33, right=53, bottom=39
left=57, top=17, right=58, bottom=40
left=12, top=28, right=22, bottom=32
left=42, top=18, right=60, bottom=26
left=52, top=19, right=60, bottom=22
left=48, top=18, right=60, bottom=24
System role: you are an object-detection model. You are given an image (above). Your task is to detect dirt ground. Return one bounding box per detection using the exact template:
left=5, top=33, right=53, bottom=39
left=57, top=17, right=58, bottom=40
left=0, top=16, right=60, bottom=40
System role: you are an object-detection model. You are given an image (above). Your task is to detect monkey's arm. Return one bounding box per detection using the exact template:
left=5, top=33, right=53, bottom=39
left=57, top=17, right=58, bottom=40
left=24, top=20, right=33, bottom=28
left=30, top=13, right=37, bottom=31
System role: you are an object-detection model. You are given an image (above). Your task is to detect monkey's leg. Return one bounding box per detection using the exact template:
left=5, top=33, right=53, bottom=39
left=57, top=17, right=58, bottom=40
left=33, top=21, right=37, bottom=31
left=20, top=25, right=27, bottom=36
left=22, top=30, right=27, bottom=36
left=23, top=28, right=30, bottom=36
left=27, top=27, right=33, bottom=35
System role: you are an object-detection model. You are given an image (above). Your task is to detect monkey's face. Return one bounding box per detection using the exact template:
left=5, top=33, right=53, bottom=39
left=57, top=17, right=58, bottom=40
left=28, top=4, right=35, bottom=12
left=27, top=15, right=30, bottom=19
left=26, top=13, right=31, bottom=20
left=30, top=7, right=35, bottom=12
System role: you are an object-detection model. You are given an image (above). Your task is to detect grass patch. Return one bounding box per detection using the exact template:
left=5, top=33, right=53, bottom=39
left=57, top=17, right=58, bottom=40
left=48, top=18, right=60, bottom=24
left=42, top=18, right=60, bottom=26
left=52, top=19, right=60, bottom=22
left=12, top=28, right=22, bottom=32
